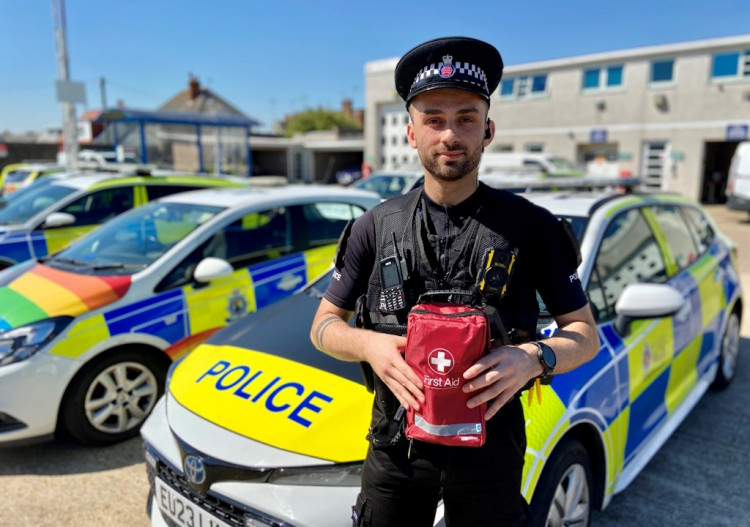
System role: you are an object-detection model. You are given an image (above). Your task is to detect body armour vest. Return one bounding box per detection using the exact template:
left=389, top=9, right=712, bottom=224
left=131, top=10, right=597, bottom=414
left=356, top=183, right=536, bottom=448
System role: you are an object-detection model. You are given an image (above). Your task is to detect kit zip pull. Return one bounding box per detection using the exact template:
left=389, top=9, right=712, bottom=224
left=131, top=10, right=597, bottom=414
left=407, top=438, right=414, bottom=459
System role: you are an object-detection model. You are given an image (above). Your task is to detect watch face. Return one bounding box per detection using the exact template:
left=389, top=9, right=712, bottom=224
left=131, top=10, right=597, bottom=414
left=542, top=343, right=556, bottom=369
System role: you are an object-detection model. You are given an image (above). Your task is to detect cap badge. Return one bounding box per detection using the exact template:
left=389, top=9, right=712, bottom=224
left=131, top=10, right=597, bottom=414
left=438, top=55, right=455, bottom=79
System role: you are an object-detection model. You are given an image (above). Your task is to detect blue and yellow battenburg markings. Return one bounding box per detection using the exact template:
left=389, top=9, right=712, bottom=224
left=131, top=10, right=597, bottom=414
left=521, top=228, right=739, bottom=502
left=170, top=344, right=373, bottom=463
left=62, top=247, right=335, bottom=360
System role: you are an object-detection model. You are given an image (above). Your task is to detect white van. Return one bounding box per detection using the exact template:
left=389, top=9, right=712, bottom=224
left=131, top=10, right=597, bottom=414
left=478, top=152, right=584, bottom=178
left=727, top=141, right=750, bottom=214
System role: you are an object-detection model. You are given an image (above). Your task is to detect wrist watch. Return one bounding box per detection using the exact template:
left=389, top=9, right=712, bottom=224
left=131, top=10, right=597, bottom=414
left=532, top=340, right=557, bottom=377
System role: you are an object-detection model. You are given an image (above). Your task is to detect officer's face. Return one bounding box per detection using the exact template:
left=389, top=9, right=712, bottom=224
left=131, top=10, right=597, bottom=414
left=407, top=89, right=492, bottom=183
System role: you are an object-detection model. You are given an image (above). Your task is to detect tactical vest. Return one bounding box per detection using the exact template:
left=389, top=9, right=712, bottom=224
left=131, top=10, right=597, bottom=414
left=356, top=183, right=528, bottom=448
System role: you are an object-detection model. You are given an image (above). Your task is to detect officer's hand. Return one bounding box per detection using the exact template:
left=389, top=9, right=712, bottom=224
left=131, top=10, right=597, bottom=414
left=462, top=344, right=541, bottom=420
left=363, top=334, right=424, bottom=411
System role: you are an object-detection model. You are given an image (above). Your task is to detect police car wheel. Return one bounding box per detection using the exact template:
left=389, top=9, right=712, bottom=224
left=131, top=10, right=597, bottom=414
left=711, top=310, right=741, bottom=390
left=59, top=348, right=170, bottom=446
left=528, top=438, right=592, bottom=527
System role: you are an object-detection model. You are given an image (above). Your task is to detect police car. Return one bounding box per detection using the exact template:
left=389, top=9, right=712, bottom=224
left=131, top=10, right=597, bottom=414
left=0, top=162, right=63, bottom=196
left=0, top=184, right=380, bottom=446
left=0, top=171, right=245, bottom=269
left=141, top=190, right=743, bottom=527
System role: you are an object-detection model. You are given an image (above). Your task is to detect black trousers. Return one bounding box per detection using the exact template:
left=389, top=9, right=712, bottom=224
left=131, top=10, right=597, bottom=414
left=352, top=397, right=528, bottom=527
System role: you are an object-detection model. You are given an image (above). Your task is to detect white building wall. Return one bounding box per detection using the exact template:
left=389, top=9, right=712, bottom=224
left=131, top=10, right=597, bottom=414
left=365, top=35, right=750, bottom=202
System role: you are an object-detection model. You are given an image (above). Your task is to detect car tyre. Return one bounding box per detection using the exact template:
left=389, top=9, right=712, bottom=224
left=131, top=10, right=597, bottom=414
left=711, top=309, right=741, bottom=390
left=528, top=438, right=592, bottom=527
left=59, top=348, right=170, bottom=446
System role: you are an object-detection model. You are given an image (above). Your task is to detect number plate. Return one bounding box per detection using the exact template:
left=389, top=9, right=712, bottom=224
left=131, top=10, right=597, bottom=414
left=155, top=478, right=232, bottom=527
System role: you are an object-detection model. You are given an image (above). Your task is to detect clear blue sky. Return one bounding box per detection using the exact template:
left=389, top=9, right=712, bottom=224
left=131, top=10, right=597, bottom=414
left=1, top=0, right=749, bottom=134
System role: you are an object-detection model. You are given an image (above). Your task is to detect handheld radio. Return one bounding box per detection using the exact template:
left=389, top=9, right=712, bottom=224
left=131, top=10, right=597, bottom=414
left=379, top=232, right=408, bottom=312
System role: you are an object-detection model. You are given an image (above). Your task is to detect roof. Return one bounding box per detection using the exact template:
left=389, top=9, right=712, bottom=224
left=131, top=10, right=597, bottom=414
left=525, top=190, right=694, bottom=218
left=159, top=83, right=248, bottom=119
left=160, top=184, right=381, bottom=209
left=44, top=172, right=244, bottom=192
left=97, top=108, right=261, bottom=128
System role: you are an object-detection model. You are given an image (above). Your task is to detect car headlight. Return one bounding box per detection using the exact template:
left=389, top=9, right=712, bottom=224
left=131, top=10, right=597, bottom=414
left=0, top=316, right=73, bottom=367
left=267, top=462, right=363, bottom=487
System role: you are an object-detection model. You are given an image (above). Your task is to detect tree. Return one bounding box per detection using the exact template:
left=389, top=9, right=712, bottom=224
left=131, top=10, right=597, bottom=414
left=283, top=107, right=362, bottom=138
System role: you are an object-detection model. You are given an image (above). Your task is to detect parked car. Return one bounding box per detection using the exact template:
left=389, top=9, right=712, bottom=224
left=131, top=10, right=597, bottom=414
left=141, top=189, right=742, bottom=527
left=0, top=184, right=380, bottom=446
left=479, top=152, right=584, bottom=178
left=0, top=171, right=244, bottom=270
left=0, top=162, right=64, bottom=196
left=351, top=170, right=423, bottom=199
left=726, top=140, right=750, bottom=215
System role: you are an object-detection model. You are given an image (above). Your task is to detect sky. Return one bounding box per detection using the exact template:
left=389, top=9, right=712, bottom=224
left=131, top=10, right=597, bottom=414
left=1, top=0, right=750, bottom=135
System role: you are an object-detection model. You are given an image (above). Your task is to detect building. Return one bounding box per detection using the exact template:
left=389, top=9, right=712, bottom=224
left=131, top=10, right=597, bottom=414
left=365, top=34, right=750, bottom=203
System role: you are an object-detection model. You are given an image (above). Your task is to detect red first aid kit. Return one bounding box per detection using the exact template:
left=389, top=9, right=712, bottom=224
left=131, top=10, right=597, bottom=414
left=404, top=299, right=491, bottom=447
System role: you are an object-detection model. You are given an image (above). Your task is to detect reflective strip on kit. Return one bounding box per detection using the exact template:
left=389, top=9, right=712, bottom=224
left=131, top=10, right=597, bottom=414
left=414, top=414, right=482, bottom=436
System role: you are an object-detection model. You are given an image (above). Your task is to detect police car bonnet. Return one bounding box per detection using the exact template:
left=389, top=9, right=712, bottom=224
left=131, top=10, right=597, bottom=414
left=395, top=36, right=504, bottom=106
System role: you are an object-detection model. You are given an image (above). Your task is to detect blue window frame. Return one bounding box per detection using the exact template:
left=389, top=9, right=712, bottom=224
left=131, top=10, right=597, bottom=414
left=651, top=59, right=674, bottom=83
left=583, top=64, right=624, bottom=90
left=499, top=74, right=548, bottom=99
left=583, top=69, right=600, bottom=89
left=606, top=65, right=623, bottom=86
left=501, top=79, right=515, bottom=97
left=532, top=75, right=547, bottom=92
left=712, top=52, right=740, bottom=78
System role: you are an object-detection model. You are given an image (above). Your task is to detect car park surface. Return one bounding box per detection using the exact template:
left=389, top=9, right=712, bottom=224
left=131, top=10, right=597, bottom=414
left=0, top=204, right=747, bottom=527
left=0, top=184, right=380, bottom=447
left=140, top=190, right=743, bottom=527
left=0, top=171, right=244, bottom=269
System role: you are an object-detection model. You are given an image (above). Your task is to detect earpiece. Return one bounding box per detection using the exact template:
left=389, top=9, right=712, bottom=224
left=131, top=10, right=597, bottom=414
left=484, top=119, right=491, bottom=140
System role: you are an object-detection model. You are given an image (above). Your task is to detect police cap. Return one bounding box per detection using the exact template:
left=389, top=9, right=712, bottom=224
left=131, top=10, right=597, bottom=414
left=395, top=36, right=504, bottom=106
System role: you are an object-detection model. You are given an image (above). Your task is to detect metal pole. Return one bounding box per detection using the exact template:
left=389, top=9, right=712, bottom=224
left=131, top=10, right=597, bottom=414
left=51, top=0, right=78, bottom=172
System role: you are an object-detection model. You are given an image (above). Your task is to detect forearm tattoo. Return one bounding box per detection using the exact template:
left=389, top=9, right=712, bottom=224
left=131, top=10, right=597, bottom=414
left=314, top=315, right=343, bottom=350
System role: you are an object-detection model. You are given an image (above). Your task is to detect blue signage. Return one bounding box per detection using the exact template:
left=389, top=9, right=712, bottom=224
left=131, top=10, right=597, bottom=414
left=726, top=124, right=748, bottom=141
left=590, top=129, right=608, bottom=144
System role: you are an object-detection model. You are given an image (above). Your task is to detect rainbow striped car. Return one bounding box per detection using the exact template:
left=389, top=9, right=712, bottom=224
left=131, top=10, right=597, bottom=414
left=0, top=184, right=380, bottom=446
left=141, top=190, right=742, bottom=527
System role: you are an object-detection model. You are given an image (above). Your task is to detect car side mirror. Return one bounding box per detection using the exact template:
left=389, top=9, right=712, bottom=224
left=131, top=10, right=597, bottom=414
left=193, top=257, right=233, bottom=284
left=42, top=212, right=76, bottom=229
left=613, top=282, right=686, bottom=336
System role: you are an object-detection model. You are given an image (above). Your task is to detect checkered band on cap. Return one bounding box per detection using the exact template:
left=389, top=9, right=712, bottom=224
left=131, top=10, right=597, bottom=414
left=412, top=59, right=490, bottom=96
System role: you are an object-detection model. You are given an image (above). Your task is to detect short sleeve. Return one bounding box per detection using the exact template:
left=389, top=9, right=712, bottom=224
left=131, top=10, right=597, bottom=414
left=323, top=209, right=376, bottom=311
left=530, top=206, right=588, bottom=316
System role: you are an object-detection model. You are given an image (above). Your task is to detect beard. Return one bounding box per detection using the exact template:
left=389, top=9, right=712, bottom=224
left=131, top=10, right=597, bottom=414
left=419, top=141, right=483, bottom=182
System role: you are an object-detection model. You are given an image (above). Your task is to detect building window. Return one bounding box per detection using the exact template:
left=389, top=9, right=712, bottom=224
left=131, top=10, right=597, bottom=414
left=499, top=74, right=548, bottom=99
left=650, top=59, right=674, bottom=83
left=711, top=50, right=750, bottom=79
left=582, top=64, right=624, bottom=90
left=381, top=136, right=386, bottom=145
left=391, top=136, right=397, bottom=145
left=496, top=144, right=514, bottom=152
left=403, top=115, right=409, bottom=125
left=403, top=136, right=408, bottom=145
left=525, top=143, right=544, bottom=153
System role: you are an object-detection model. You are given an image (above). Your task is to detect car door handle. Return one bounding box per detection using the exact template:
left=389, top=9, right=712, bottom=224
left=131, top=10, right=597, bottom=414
left=277, top=274, right=303, bottom=291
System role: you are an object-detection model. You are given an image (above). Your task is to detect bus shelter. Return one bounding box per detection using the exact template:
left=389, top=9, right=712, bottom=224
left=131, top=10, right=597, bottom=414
left=97, top=109, right=260, bottom=177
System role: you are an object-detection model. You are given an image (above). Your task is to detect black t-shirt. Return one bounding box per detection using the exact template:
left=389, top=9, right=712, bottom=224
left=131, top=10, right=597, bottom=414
left=324, top=184, right=587, bottom=323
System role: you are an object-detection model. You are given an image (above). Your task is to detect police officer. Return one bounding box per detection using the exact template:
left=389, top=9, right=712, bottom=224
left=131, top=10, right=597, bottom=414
left=310, top=36, right=600, bottom=527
